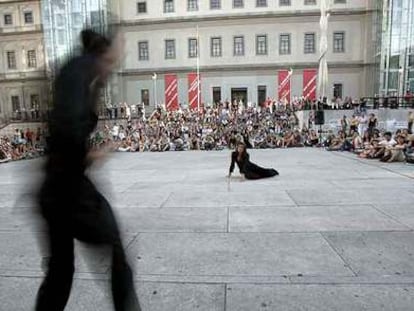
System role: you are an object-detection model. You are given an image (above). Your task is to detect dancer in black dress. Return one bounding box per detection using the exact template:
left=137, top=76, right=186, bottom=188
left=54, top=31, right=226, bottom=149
left=35, top=30, right=141, bottom=311
left=228, top=142, right=278, bottom=180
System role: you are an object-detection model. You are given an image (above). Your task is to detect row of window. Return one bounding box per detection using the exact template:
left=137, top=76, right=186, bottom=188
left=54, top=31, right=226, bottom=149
left=135, top=84, right=344, bottom=106
left=138, top=32, right=345, bottom=60
left=5, top=50, right=37, bottom=70
left=3, top=12, right=34, bottom=26
left=10, top=94, right=40, bottom=112
left=137, top=0, right=347, bottom=14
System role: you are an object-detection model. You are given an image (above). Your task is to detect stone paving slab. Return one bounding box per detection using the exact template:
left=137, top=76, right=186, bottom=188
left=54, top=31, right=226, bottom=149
left=117, top=207, right=227, bottom=233
left=373, top=204, right=414, bottom=230
left=228, top=205, right=410, bottom=232
left=0, top=277, right=225, bottom=311
left=0, top=231, right=137, bottom=274
left=226, top=284, right=414, bottom=311
left=130, top=233, right=353, bottom=277
left=323, top=232, right=414, bottom=277
left=163, top=190, right=296, bottom=208
left=287, top=188, right=414, bottom=206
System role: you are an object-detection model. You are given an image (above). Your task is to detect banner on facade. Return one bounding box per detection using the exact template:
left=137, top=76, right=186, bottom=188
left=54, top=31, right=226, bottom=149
left=188, top=73, right=200, bottom=110
left=303, top=69, right=317, bottom=100
left=164, top=74, right=179, bottom=111
left=278, top=70, right=292, bottom=103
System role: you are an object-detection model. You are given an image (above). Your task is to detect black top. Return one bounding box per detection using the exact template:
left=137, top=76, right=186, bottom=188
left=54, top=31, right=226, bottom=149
left=368, top=117, right=377, bottom=128
left=46, top=54, right=101, bottom=176
left=229, top=151, right=249, bottom=174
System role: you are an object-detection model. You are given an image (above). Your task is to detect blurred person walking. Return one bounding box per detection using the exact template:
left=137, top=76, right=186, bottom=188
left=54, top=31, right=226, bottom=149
left=36, top=29, right=141, bottom=311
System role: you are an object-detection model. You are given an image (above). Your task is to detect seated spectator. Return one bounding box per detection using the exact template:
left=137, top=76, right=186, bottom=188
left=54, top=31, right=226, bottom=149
left=381, top=135, right=406, bottom=162
left=304, top=129, right=319, bottom=147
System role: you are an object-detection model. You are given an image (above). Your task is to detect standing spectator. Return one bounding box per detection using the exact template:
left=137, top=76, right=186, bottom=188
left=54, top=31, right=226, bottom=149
left=407, top=111, right=414, bottom=134
left=368, top=113, right=378, bottom=138
left=340, top=115, right=348, bottom=134
left=125, top=102, right=131, bottom=122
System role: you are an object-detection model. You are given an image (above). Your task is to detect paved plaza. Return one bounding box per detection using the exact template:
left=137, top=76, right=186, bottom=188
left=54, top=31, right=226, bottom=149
left=1, top=148, right=414, bottom=310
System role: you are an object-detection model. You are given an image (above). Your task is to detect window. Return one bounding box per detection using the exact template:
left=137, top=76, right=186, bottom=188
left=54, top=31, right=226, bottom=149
left=4, top=14, right=13, bottom=25
left=256, top=35, right=267, bottom=55
left=334, top=0, right=346, bottom=3
left=137, top=2, right=147, bottom=13
left=211, top=37, right=222, bottom=57
left=188, top=0, right=199, bottom=11
left=11, top=96, right=20, bottom=112
left=57, top=30, right=65, bottom=45
left=213, top=87, right=221, bottom=104
left=258, top=86, right=267, bottom=106
left=30, top=94, right=39, bottom=109
left=233, top=0, right=244, bottom=8
left=90, top=11, right=101, bottom=24
left=279, top=0, right=291, bottom=5
left=141, top=89, right=149, bottom=106
left=165, top=39, right=176, bottom=59
left=210, top=0, right=221, bottom=9
left=333, top=31, right=345, bottom=53
left=304, top=0, right=316, bottom=4
left=408, top=54, right=414, bottom=67
left=7, top=51, right=16, bottom=69
left=24, top=12, right=33, bottom=24
left=234, top=36, right=244, bottom=56
left=256, top=0, right=267, bottom=7
left=333, top=83, right=343, bottom=98
left=279, top=34, right=291, bottom=55
left=138, top=41, right=149, bottom=60
left=188, top=38, right=198, bottom=58
left=304, top=33, right=315, bottom=54
left=27, top=50, right=37, bottom=68
left=164, top=0, right=174, bottom=13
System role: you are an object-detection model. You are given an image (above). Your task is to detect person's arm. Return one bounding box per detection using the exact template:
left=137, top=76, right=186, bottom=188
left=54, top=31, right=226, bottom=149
left=229, top=152, right=235, bottom=176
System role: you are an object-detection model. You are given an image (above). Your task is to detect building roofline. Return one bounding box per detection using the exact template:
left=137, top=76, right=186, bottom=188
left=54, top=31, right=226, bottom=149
left=0, top=0, right=40, bottom=4
left=0, top=75, right=47, bottom=83
left=116, top=8, right=375, bottom=28
left=118, top=61, right=376, bottom=76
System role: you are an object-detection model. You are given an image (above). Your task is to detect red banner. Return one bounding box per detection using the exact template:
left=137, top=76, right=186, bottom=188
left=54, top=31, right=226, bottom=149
left=278, top=70, right=291, bottom=103
left=188, top=73, right=200, bottom=110
left=164, top=74, right=179, bottom=111
left=303, top=69, right=317, bottom=100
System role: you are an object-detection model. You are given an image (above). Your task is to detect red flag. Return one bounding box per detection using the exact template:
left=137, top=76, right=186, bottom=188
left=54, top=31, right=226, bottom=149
left=164, top=74, right=179, bottom=111
left=278, top=70, right=292, bottom=103
left=188, top=73, right=200, bottom=110
left=303, top=69, right=317, bottom=100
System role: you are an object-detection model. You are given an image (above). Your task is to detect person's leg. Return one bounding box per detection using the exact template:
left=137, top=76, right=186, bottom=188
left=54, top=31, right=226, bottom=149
left=111, top=239, right=141, bottom=311
left=36, top=222, right=74, bottom=311
left=87, top=191, right=141, bottom=311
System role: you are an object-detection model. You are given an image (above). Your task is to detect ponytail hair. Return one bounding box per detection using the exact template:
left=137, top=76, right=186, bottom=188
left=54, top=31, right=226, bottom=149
left=81, top=29, right=111, bottom=55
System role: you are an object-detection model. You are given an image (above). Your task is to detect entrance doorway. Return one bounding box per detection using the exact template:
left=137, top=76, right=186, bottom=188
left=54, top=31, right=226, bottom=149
left=231, top=88, right=247, bottom=104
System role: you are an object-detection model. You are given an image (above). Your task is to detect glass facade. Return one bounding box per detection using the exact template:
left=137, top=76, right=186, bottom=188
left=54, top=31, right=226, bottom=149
left=40, top=0, right=111, bottom=111
left=41, top=0, right=110, bottom=79
left=379, top=0, right=414, bottom=96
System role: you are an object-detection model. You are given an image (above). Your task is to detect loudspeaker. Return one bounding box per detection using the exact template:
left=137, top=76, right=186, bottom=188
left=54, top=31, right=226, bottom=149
left=315, top=110, right=325, bottom=125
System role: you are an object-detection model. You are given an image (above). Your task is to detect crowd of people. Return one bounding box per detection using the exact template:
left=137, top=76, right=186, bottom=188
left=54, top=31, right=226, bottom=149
left=0, top=127, right=46, bottom=163
left=1, top=102, right=414, bottom=165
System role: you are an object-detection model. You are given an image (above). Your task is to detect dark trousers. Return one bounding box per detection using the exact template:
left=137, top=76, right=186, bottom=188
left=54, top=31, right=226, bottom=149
left=36, top=177, right=140, bottom=311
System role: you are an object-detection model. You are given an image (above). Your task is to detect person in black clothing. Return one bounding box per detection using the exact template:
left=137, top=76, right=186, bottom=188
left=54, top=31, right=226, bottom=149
left=368, top=113, right=378, bottom=138
left=35, top=29, right=141, bottom=311
left=228, top=142, right=278, bottom=180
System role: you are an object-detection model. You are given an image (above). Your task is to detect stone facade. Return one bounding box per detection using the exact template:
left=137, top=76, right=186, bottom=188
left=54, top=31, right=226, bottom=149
left=111, top=0, right=378, bottom=108
left=0, top=0, right=48, bottom=125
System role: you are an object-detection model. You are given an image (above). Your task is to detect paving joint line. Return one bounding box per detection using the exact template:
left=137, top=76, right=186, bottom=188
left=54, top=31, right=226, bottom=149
left=223, top=283, right=227, bottom=311
left=320, top=232, right=359, bottom=277
left=159, top=192, right=173, bottom=208
left=368, top=203, right=414, bottom=231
